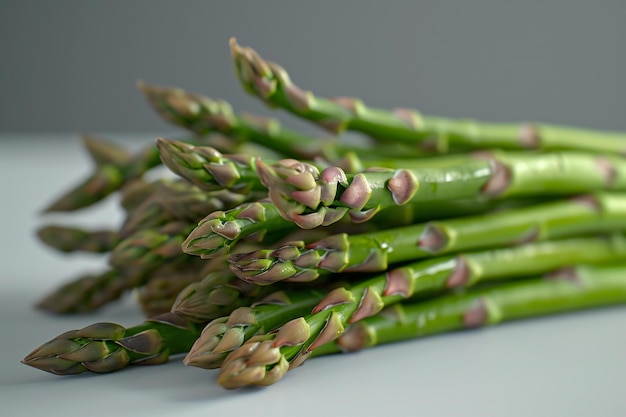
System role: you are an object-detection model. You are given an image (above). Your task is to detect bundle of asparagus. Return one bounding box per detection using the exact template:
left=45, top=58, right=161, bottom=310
left=23, top=39, right=626, bottom=391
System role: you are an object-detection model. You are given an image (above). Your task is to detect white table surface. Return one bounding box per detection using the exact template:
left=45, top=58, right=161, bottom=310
left=2, top=133, right=626, bottom=417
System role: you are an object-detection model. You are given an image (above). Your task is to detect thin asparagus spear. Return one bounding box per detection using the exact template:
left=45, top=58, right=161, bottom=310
left=139, top=81, right=433, bottom=160
left=43, top=135, right=162, bottom=212
left=217, top=263, right=626, bottom=388
left=186, top=234, right=626, bottom=370
left=230, top=39, right=626, bottom=155
left=37, top=225, right=120, bottom=254
left=229, top=192, right=626, bottom=284
left=257, top=150, right=626, bottom=228
left=22, top=312, right=202, bottom=375
left=171, top=270, right=280, bottom=323
left=119, top=179, right=252, bottom=238
left=36, top=269, right=126, bottom=314
left=183, top=288, right=327, bottom=369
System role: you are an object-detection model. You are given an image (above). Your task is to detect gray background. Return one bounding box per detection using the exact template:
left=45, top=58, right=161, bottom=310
left=2, top=0, right=626, bottom=134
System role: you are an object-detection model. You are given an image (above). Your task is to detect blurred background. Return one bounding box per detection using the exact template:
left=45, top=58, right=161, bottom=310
left=2, top=0, right=626, bottom=134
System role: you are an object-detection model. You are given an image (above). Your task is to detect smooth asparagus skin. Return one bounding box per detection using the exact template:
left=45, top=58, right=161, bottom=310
left=229, top=192, right=626, bottom=284
left=257, top=150, right=626, bottom=228
left=230, top=39, right=626, bottom=155
left=22, top=313, right=202, bottom=375
left=219, top=234, right=626, bottom=376
left=218, top=263, right=626, bottom=388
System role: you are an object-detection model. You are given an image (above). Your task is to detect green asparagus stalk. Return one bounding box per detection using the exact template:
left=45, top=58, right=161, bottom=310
left=217, top=263, right=626, bottom=388
left=43, top=135, right=162, bottom=212
left=156, top=138, right=269, bottom=194
left=230, top=39, right=626, bottom=155
left=257, top=150, right=626, bottom=228
left=22, top=312, right=202, bottom=375
left=229, top=192, right=626, bottom=284
left=37, top=225, right=120, bottom=254
left=136, top=259, right=217, bottom=317
left=140, top=81, right=433, bottom=161
left=36, top=269, right=126, bottom=314
left=171, top=270, right=281, bottom=323
left=183, top=288, right=327, bottom=369
left=186, top=234, right=626, bottom=370
left=119, top=179, right=252, bottom=238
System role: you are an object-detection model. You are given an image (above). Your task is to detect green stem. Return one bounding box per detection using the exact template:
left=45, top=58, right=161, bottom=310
left=230, top=39, right=626, bottom=155
left=229, top=192, right=626, bottom=284
left=217, top=263, right=626, bottom=388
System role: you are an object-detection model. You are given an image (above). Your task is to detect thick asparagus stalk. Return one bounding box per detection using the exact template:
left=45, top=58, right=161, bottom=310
left=22, top=312, right=202, bottom=375
left=257, top=150, right=626, bottom=228
left=230, top=39, right=626, bottom=155
left=229, top=192, right=626, bottom=284
left=183, top=288, right=327, bottom=369
left=217, top=263, right=626, bottom=388
left=186, top=234, right=626, bottom=370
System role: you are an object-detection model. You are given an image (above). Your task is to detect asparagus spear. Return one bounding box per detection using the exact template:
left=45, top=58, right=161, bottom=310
left=217, top=263, right=626, bottom=388
left=22, top=312, right=201, bottom=375
left=183, top=288, right=327, bottom=369
left=229, top=192, right=626, bottom=284
left=37, top=222, right=198, bottom=314
left=257, top=150, right=626, bottom=228
left=186, top=234, right=626, bottom=370
left=35, top=269, right=126, bottom=314
left=230, top=39, right=626, bottom=155
left=171, top=270, right=281, bottom=323
left=140, top=81, right=433, bottom=161
left=37, top=225, right=120, bottom=254
left=119, top=179, right=251, bottom=238
left=156, top=138, right=268, bottom=194
left=43, top=135, right=162, bottom=212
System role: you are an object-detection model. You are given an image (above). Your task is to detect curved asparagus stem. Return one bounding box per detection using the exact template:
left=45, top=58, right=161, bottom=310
left=37, top=225, right=120, bottom=254
left=139, top=81, right=433, bottom=161
left=22, top=312, right=202, bottom=375
left=257, top=151, right=626, bottom=228
left=217, top=263, right=626, bottom=388
left=229, top=192, right=626, bottom=284
left=230, top=39, right=626, bottom=155
left=184, top=288, right=326, bottom=369
left=216, top=234, right=626, bottom=379
left=156, top=138, right=268, bottom=194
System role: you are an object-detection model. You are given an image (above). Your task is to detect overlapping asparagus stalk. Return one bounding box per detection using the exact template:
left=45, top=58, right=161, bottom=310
left=257, top=150, right=626, bottom=228
left=186, top=234, right=626, bottom=370
left=229, top=192, right=626, bottom=284
left=140, top=81, right=432, bottom=161
left=230, top=39, right=626, bottom=155
left=217, top=263, right=626, bottom=388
